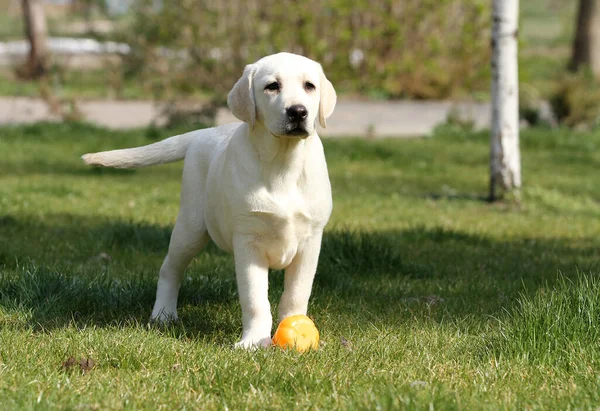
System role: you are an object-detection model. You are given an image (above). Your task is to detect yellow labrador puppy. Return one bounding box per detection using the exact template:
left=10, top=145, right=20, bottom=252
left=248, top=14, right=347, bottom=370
left=83, top=53, right=336, bottom=349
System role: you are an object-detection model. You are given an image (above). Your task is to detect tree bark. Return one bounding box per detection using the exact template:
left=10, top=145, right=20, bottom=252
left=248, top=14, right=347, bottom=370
left=570, top=0, right=600, bottom=78
left=21, top=0, right=49, bottom=78
left=490, top=0, right=521, bottom=201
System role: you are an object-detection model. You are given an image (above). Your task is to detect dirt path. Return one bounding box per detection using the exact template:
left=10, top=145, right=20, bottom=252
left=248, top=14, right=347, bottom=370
left=0, top=97, right=490, bottom=137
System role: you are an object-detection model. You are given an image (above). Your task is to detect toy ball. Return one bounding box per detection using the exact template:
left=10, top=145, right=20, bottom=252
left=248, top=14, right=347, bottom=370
left=272, top=315, right=319, bottom=352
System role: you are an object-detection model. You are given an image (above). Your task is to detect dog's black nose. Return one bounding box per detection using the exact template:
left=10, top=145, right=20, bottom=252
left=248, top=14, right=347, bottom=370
left=286, top=105, right=308, bottom=122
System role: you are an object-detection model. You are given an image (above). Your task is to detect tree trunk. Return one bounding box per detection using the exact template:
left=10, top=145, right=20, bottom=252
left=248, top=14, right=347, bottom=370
left=570, top=0, right=600, bottom=78
left=490, top=0, right=521, bottom=201
left=21, top=0, right=49, bottom=78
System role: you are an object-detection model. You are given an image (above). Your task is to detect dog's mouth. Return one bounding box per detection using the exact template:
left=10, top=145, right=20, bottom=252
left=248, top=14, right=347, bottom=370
left=281, top=122, right=309, bottom=138
left=285, top=127, right=308, bottom=137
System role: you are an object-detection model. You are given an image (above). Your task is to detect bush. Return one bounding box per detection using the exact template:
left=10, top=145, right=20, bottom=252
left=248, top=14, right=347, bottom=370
left=120, top=0, right=491, bottom=102
left=549, top=70, right=600, bottom=129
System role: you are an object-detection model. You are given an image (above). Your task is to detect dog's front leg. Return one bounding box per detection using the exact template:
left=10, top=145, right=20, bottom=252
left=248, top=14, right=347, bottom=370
left=278, top=233, right=323, bottom=322
left=233, top=235, right=273, bottom=349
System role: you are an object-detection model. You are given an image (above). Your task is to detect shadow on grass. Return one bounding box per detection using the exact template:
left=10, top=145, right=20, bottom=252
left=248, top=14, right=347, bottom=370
left=0, top=213, right=598, bottom=340
left=0, top=213, right=239, bottom=342
left=423, top=192, right=490, bottom=202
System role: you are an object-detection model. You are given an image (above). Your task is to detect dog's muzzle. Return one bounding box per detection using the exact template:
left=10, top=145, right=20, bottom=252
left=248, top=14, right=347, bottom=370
left=284, top=104, right=309, bottom=137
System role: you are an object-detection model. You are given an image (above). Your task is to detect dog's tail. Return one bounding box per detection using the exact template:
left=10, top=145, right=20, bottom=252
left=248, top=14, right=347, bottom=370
left=82, top=131, right=198, bottom=169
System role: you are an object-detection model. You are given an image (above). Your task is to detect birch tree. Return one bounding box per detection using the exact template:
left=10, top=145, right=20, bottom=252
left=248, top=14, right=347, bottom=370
left=21, top=0, right=49, bottom=78
left=490, top=0, right=521, bottom=201
left=570, top=0, right=600, bottom=78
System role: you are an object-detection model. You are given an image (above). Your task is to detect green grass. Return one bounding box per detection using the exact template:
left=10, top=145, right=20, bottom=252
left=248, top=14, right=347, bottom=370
left=1, top=123, right=599, bottom=409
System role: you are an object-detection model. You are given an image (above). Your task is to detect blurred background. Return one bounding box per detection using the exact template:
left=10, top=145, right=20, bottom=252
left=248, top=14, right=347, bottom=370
left=0, top=0, right=597, bottom=135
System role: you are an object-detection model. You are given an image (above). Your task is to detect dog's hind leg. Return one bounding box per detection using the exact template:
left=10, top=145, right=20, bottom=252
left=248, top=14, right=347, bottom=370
left=151, top=218, right=208, bottom=322
left=151, top=157, right=209, bottom=323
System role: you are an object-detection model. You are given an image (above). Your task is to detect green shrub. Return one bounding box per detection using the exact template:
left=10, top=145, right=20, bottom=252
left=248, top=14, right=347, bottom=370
left=519, top=83, right=543, bottom=126
left=549, top=70, right=600, bottom=128
left=120, top=0, right=491, bottom=101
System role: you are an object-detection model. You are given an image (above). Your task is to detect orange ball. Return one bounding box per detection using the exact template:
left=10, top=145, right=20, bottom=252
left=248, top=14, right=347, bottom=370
left=272, top=315, right=319, bottom=352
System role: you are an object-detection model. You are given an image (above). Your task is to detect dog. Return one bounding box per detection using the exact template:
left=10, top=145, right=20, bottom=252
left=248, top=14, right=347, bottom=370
left=82, top=52, right=337, bottom=349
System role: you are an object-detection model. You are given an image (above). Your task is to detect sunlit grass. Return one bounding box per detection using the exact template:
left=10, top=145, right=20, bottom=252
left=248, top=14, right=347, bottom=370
left=0, top=123, right=599, bottom=409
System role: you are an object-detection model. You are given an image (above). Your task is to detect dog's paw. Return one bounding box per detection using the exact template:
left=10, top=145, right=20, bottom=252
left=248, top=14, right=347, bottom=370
left=234, top=336, right=272, bottom=350
left=150, top=308, right=179, bottom=324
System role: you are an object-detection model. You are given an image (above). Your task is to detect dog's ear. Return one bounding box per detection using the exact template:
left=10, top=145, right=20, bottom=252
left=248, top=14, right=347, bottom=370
left=228, top=64, right=256, bottom=128
left=318, top=66, right=337, bottom=128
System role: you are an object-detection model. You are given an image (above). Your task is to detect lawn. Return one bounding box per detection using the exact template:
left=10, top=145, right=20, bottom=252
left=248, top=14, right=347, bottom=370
left=0, top=123, right=599, bottom=409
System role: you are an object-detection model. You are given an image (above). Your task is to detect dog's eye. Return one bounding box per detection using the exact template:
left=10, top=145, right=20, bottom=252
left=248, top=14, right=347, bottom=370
left=265, top=82, right=280, bottom=91
left=304, top=82, right=316, bottom=91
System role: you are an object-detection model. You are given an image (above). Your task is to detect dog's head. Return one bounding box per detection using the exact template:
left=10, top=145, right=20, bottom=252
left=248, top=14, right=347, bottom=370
left=227, top=53, right=337, bottom=138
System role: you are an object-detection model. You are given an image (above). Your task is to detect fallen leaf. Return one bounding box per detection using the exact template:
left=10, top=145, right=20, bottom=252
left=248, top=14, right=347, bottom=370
left=79, top=358, right=95, bottom=373
left=61, top=356, right=77, bottom=370
left=97, top=252, right=111, bottom=262
left=424, top=295, right=444, bottom=305
left=340, top=336, right=353, bottom=351
left=410, top=380, right=428, bottom=388
left=90, top=252, right=112, bottom=263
